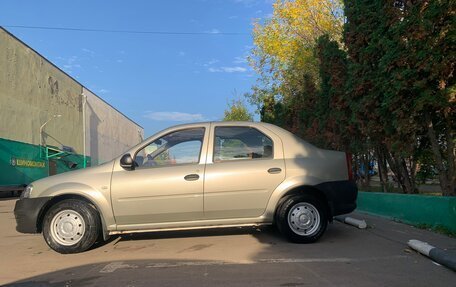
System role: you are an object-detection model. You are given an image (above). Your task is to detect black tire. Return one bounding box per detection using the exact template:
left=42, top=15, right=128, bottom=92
left=42, top=199, right=101, bottom=254
left=277, top=194, right=328, bottom=243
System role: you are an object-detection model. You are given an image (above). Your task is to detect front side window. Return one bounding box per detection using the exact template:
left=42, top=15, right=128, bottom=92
left=214, top=127, right=273, bottom=162
left=135, top=128, right=205, bottom=168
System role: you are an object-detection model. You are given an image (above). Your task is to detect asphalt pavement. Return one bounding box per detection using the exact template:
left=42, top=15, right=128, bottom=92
left=0, top=197, right=454, bottom=286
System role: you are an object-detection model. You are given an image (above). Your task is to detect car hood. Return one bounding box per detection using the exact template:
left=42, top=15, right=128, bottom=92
left=30, top=160, right=115, bottom=198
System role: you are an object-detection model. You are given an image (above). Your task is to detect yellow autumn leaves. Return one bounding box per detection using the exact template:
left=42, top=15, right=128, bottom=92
left=251, top=0, right=344, bottom=89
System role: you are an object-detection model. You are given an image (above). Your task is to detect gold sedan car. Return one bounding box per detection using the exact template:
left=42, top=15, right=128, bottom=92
left=14, top=122, right=357, bottom=253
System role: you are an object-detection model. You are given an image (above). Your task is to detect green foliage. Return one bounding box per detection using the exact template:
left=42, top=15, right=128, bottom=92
left=315, top=34, right=352, bottom=150
left=247, top=0, right=345, bottom=126
left=247, top=0, right=455, bottom=195
left=223, top=99, right=253, bottom=122
left=344, top=0, right=389, bottom=147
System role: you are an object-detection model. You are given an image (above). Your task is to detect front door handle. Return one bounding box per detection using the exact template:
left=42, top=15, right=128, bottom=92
left=184, top=174, right=200, bottom=181
left=268, top=167, right=282, bottom=174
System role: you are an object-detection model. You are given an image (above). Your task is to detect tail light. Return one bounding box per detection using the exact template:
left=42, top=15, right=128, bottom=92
left=346, top=152, right=353, bottom=181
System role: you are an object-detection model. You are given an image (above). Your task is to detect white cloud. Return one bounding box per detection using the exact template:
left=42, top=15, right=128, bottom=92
left=82, top=48, right=95, bottom=56
left=208, top=66, right=247, bottom=73
left=228, top=15, right=238, bottom=19
left=144, top=111, right=207, bottom=122
left=233, top=56, right=248, bottom=64
left=98, top=89, right=109, bottom=94
left=206, top=28, right=220, bottom=34
left=233, top=0, right=259, bottom=7
left=116, top=59, right=123, bottom=63
left=203, top=58, right=220, bottom=67
left=178, top=51, right=186, bottom=56
left=58, top=55, right=82, bottom=72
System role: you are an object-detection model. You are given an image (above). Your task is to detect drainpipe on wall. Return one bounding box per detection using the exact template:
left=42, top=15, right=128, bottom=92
left=82, top=93, right=87, bottom=168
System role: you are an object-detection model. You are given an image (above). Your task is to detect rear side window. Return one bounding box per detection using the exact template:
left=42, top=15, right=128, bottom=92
left=214, top=127, right=273, bottom=162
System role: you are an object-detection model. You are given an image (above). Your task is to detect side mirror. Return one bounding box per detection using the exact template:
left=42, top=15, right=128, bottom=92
left=120, top=153, right=134, bottom=170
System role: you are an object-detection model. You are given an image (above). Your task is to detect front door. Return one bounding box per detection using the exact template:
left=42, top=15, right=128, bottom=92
left=111, top=126, right=208, bottom=227
left=204, top=125, right=285, bottom=219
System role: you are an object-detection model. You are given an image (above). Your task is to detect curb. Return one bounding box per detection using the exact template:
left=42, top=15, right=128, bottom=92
left=408, top=239, right=456, bottom=271
left=334, top=216, right=367, bottom=229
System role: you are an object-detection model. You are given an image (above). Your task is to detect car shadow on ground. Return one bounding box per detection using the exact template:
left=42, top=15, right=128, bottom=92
left=93, top=224, right=286, bottom=249
left=92, top=220, right=347, bottom=251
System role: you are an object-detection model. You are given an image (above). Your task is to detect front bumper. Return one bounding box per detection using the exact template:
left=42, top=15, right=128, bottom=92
left=316, top=180, right=358, bottom=216
left=14, top=197, right=51, bottom=233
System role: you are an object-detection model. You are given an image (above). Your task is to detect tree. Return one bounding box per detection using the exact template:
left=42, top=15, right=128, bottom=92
left=248, top=0, right=455, bottom=195
left=248, top=0, right=343, bottom=135
left=315, top=34, right=353, bottom=151
left=223, top=99, right=253, bottom=121
left=377, top=0, right=455, bottom=196
left=343, top=0, right=455, bottom=195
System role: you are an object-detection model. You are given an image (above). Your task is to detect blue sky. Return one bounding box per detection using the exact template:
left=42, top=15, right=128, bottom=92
left=1, top=0, right=273, bottom=136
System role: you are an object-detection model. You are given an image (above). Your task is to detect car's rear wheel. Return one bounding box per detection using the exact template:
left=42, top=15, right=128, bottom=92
left=277, top=194, right=328, bottom=243
left=43, top=199, right=100, bottom=253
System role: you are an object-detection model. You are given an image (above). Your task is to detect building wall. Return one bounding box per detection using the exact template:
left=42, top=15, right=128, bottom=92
left=83, top=88, right=143, bottom=165
left=0, top=28, right=84, bottom=153
left=0, top=28, right=144, bottom=188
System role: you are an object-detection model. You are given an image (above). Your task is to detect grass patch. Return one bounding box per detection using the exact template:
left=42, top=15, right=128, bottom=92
left=413, top=223, right=456, bottom=238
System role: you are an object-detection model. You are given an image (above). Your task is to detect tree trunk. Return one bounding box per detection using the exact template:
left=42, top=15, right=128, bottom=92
left=425, top=112, right=455, bottom=196
left=408, top=156, right=418, bottom=193
left=353, top=153, right=360, bottom=184
left=375, top=146, right=389, bottom=192
left=399, top=157, right=417, bottom=194
left=385, top=152, right=415, bottom=194
left=444, top=109, right=456, bottom=196
left=360, top=152, right=371, bottom=189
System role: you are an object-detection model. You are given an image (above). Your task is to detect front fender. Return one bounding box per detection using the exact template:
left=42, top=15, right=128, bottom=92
left=39, top=182, right=116, bottom=231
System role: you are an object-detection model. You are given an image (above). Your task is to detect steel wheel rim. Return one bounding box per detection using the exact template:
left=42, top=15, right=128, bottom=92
left=287, top=202, right=320, bottom=236
left=50, top=209, right=85, bottom=246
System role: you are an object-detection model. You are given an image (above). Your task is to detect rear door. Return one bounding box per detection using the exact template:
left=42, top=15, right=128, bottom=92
left=203, top=123, right=285, bottom=219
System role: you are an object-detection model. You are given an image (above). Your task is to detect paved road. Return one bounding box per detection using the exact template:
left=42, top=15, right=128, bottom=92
left=0, top=198, right=454, bottom=286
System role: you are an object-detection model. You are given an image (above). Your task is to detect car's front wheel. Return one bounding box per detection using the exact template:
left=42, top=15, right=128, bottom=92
left=42, top=199, right=100, bottom=253
left=277, top=194, right=328, bottom=243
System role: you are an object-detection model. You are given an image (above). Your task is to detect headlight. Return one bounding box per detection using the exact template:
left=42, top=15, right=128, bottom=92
left=21, top=184, right=33, bottom=198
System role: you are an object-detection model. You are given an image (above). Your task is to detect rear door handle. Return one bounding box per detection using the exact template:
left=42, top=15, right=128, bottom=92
left=268, top=168, right=282, bottom=174
left=184, top=174, right=200, bottom=181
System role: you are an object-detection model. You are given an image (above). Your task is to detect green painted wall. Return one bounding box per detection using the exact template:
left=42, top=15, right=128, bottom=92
left=357, top=192, right=456, bottom=233
left=0, top=28, right=84, bottom=153
left=0, top=138, right=87, bottom=187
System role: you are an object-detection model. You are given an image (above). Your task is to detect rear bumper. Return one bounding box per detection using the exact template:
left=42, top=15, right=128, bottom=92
left=14, top=197, right=51, bottom=233
left=316, top=180, right=357, bottom=216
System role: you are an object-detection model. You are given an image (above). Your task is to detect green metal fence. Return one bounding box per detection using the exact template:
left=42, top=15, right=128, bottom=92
left=357, top=191, right=456, bottom=233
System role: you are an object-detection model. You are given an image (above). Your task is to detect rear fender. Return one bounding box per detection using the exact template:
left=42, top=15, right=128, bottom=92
left=265, top=176, right=325, bottom=221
